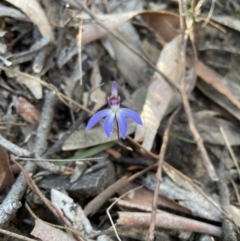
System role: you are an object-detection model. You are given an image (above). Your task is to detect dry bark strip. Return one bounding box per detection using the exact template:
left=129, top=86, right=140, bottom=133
left=34, top=91, right=64, bottom=173
left=0, top=134, right=32, bottom=157
left=117, top=212, right=222, bottom=238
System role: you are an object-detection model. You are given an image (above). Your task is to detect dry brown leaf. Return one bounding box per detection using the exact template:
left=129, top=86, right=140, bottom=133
left=0, top=146, right=14, bottom=193
left=117, top=182, right=191, bottom=214
left=31, top=219, right=76, bottom=241
left=4, top=0, right=52, bottom=37
left=141, top=11, right=179, bottom=45
left=134, top=36, right=181, bottom=150
left=197, top=61, right=240, bottom=110
left=13, top=97, right=40, bottom=125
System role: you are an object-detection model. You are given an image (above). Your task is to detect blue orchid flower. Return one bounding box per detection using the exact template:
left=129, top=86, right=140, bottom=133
left=86, top=82, right=143, bottom=139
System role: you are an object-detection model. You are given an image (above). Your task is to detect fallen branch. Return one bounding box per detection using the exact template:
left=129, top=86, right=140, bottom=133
left=0, top=134, right=32, bottom=157
left=33, top=90, right=64, bottom=173
left=148, top=106, right=181, bottom=241
left=118, top=212, right=222, bottom=237
left=0, top=161, right=36, bottom=227
left=0, top=227, right=38, bottom=241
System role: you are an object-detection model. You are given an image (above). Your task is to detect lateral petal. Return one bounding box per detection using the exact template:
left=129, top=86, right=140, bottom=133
left=86, top=109, right=111, bottom=130
left=119, top=108, right=143, bottom=125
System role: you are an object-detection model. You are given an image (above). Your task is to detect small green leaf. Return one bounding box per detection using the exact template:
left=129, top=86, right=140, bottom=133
left=54, top=142, right=116, bottom=165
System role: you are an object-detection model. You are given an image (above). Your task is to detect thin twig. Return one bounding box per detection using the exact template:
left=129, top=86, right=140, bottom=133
left=76, top=0, right=85, bottom=86
left=191, top=0, right=198, bottom=49
left=0, top=66, right=93, bottom=115
left=201, top=0, right=216, bottom=28
left=178, top=0, right=218, bottom=181
left=11, top=158, right=37, bottom=195
left=15, top=157, right=103, bottom=162
left=13, top=160, right=85, bottom=241
left=0, top=228, right=38, bottom=241
left=148, top=106, right=181, bottom=241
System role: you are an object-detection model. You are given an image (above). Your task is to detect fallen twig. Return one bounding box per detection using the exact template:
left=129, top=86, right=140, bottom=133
left=148, top=106, right=181, bottom=241
left=0, top=227, right=38, bottom=241
left=0, top=161, right=36, bottom=227
left=117, top=212, right=222, bottom=237
left=13, top=159, right=85, bottom=241
left=33, top=94, right=53, bottom=153
left=0, top=134, right=32, bottom=157
left=178, top=0, right=218, bottom=181
left=33, top=90, right=63, bottom=173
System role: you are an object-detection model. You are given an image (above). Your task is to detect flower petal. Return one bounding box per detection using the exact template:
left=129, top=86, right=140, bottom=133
left=86, top=109, right=111, bottom=130
left=111, top=81, right=118, bottom=95
left=116, top=113, right=128, bottom=139
left=119, top=108, right=143, bottom=125
left=103, top=112, right=115, bottom=137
